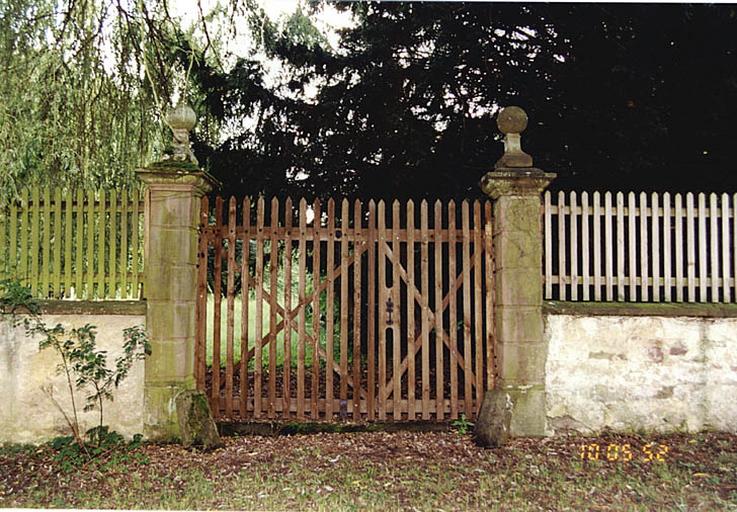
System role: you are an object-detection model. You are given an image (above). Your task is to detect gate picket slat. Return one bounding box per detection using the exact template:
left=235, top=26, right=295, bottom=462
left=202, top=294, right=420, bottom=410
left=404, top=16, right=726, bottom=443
left=675, top=194, right=684, bottom=302
left=570, top=192, right=579, bottom=300
left=405, top=200, right=415, bottom=420
left=639, top=192, right=649, bottom=301
left=698, top=193, right=707, bottom=302
left=544, top=191, right=552, bottom=299
left=391, top=200, right=401, bottom=419
left=19, top=189, right=28, bottom=288
left=605, top=192, right=614, bottom=301
left=722, top=194, right=731, bottom=302
left=733, top=193, right=737, bottom=304
left=593, top=192, right=602, bottom=300
left=461, top=200, right=473, bottom=418
left=652, top=193, right=660, bottom=302
left=628, top=192, right=637, bottom=301
left=325, top=199, right=336, bottom=419
left=434, top=200, right=444, bottom=421
left=616, top=192, right=624, bottom=301
left=420, top=200, right=430, bottom=420
left=473, top=201, right=484, bottom=413
left=448, top=201, right=458, bottom=420
left=30, top=187, right=39, bottom=295
left=212, top=196, right=224, bottom=418
left=557, top=191, right=566, bottom=300
left=353, top=199, right=363, bottom=419
left=269, top=197, right=279, bottom=418
left=311, top=199, right=322, bottom=419
left=54, top=188, right=63, bottom=297
left=253, top=197, right=264, bottom=419
left=687, top=193, right=696, bottom=301
left=86, top=190, right=94, bottom=298
left=664, top=193, right=672, bottom=302
left=97, top=189, right=105, bottom=298
left=195, top=197, right=209, bottom=392
left=367, top=200, right=377, bottom=420
left=41, top=188, right=50, bottom=297
left=120, top=189, right=128, bottom=298
left=241, top=197, right=251, bottom=418
left=297, top=199, right=308, bottom=419
left=9, top=195, right=17, bottom=279
left=108, top=190, right=116, bottom=299
left=342, top=199, right=351, bottom=410
left=377, top=200, right=387, bottom=420
left=225, top=197, right=237, bottom=418
left=283, top=197, right=293, bottom=418
left=64, top=189, right=74, bottom=295
left=581, top=192, right=590, bottom=300
left=710, top=193, right=719, bottom=302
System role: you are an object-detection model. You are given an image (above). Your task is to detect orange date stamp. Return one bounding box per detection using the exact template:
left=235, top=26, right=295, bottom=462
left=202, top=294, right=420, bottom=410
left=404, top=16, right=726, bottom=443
left=578, top=442, right=669, bottom=462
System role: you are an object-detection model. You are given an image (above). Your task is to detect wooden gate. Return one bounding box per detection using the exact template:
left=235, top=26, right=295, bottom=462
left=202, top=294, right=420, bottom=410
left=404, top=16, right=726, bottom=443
left=195, top=196, right=495, bottom=422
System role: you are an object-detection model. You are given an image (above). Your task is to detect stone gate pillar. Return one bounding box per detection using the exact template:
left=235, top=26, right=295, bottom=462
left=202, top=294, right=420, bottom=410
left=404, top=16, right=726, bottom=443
left=475, top=106, right=556, bottom=446
left=137, top=102, right=218, bottom=440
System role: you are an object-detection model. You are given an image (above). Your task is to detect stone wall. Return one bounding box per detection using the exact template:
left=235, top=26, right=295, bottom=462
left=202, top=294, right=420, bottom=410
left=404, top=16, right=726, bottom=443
left=545, top=303, right=737, bottom=434
left=0, top=302, right=146, bottom=444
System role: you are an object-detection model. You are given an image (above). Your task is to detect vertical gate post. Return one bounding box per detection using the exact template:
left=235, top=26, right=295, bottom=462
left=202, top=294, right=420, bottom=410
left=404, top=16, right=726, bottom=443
left=137, top=102, right=218, bottom=440
left=476, top=106, right=556, bottom=445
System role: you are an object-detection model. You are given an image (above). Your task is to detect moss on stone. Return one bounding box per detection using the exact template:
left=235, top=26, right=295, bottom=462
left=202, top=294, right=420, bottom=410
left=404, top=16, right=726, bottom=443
left=147, top=160, right=201, bottom=172
left=35, top=300, right=146, bottom=316
left=175, top=390, right=223, bottom=450
left=544, top=301, right=737, bottom=318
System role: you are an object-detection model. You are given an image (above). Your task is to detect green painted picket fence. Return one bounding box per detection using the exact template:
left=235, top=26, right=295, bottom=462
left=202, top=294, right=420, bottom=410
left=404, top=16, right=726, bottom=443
left=0, top=187, right=145, bottom=300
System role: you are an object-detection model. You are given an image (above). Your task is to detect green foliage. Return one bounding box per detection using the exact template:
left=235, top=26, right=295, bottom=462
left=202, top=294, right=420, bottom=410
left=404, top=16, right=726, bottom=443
left=190, top=3, right=737, bottom=198
left=0, top=1, right=157, bottom=199
left=0, top=278, right=39, bottom=316
left=281, top=6, right=328, bottom=50
left=0, top=442, right=38, bottom=456
left=49, top=435, right=86, bottom=472
left=451, top=414, right=474, bottom=435
left=28, top=319, right=151, bottom=441
left=0, top=277, right=150, bottom=468
left=0, top=277, right=150, bottom=450
left=49, top=429, right=148, bottom=473
left=0, top=0, right=279, bottom=201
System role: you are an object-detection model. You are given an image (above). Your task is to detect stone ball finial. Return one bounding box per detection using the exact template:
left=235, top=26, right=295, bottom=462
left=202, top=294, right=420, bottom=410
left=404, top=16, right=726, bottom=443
left=494, top=105, right=533, bottom=168
left=165, top=101, right=197, bottom=132
left=496, top=106, right=528, bottom=135
left=163, top=101, right=198, bottom=166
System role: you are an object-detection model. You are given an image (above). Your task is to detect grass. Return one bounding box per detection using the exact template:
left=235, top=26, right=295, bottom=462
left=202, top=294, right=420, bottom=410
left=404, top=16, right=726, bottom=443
left=2, top=431, right=736, bottom=510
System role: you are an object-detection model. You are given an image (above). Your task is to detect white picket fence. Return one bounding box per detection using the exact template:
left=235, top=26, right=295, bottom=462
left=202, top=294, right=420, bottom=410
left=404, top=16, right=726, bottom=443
left=543, top=191, right=737, bottom=303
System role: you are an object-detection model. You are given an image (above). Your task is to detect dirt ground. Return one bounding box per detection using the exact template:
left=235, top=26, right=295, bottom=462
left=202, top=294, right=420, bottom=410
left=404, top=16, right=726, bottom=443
left=1, top=430, right=736, bottom=510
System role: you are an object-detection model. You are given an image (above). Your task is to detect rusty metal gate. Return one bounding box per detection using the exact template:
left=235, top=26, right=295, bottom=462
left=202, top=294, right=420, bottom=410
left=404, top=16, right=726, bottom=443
left=195, top=196, right=495, bottom=422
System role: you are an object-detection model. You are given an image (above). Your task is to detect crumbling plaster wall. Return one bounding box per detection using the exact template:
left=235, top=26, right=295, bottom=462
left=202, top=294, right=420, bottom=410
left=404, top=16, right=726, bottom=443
left=546, top=312, right=737, bottom=434
left=0, top=313, right=145, bottom=444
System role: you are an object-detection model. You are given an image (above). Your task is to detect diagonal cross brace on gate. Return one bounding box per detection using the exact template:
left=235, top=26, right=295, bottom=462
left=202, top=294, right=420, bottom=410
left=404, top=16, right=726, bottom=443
left=379, top=242, right=481, bottom=401
left=208, top=234, right=483, bottom=406
left=247, top=245, right=370, bottom=400
left=196, top=195, right=495, bottom=422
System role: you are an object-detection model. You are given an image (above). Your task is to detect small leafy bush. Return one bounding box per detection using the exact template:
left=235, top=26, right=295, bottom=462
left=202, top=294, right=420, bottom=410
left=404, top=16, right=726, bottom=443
left=0, top=278, right=151, bottom=464
left=50, top=428, right=148, bottom=472
left=0, top=278, right=39, bottom=318
left=451, top=414, right=474, bottom=435
left=28, top=320, right=151, bottom=447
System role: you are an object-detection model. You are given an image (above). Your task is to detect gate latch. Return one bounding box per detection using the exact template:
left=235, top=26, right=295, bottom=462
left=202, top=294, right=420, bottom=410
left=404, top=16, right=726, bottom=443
left=386, top=297, right=394, bottom=325
left=339, top=399, right=348, bottom=420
